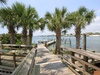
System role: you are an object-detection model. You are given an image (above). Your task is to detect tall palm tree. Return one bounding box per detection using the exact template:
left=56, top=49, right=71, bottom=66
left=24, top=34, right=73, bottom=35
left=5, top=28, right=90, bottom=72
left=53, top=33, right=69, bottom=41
left=45, top=7, right=71, bottom=54
left=28, top=18, right=45, bottom=45
left=26, top=6, right=38, bottom=45
left=68, top=7, right=95, bottom=49
left=0, top=0, right=6, bottom=4
left=12, top=2, right=27, bottom=45
left=0, top=7, right=16, bottom=44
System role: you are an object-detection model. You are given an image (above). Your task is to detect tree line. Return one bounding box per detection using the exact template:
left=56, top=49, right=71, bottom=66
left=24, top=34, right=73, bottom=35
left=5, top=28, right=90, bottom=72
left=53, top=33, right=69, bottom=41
left=0, top=1, right=95, bottom=54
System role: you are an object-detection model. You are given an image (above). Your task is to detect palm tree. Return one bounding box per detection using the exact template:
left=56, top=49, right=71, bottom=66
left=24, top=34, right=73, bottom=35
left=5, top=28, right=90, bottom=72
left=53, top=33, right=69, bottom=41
left=12, top=2, right=27, bottom=45
left=0, top=0, right=6, bottom=4
left=28, top=18, right=45, bottom=45
left=45, top=7, right=71, bottom=54
left=26, top=6, right=38, bottom=45
left=62, top=29, right=67, bottom=35
left=68, top=7, right=95, bottom=49
left=0, top=7, right=16, bottom=44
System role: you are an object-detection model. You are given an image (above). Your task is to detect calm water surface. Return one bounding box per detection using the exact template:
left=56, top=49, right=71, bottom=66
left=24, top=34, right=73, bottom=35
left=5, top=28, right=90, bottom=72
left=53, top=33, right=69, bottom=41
left=32, top=36, right=100, bottom=52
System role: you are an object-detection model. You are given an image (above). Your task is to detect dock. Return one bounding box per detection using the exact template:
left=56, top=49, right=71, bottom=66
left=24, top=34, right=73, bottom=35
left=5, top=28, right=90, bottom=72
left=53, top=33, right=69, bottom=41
left=10, top=40, right=100, bottom=75
left=35, top=44, right=75, bottom=75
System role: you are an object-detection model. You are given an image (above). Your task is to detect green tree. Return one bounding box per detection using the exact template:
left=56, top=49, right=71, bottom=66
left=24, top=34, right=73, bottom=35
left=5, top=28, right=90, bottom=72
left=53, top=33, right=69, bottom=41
left=0, top=34, right=10, bottom=44
left=0, top=7, right=16, bottom=44
left=0, top=0, right=6, bottom=4
left=45, top=7, right=71, bottom=54
left=62, top=29, right=67, bottom=35
left=12, top=2, right=27, bottom=45
left=26, top=6, right=38, bottom=45
left=0, top=33, right=22, bottom=44
left=68, top=7, right=95, bottom=49
left=28, top=17, right=45, bottom=45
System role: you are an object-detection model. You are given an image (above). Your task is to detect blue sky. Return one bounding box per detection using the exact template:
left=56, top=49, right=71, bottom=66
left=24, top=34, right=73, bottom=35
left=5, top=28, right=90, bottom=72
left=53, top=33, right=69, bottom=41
left=0, top=0, right=100, bottom=36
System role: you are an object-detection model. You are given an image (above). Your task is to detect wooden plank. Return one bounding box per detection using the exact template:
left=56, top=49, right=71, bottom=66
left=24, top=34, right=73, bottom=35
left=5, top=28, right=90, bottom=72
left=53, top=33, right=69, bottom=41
left=62, top=60, right=80, bottom=75
left=0, top=65, right=14, bottom=71
left=61, top=51, right=100, bottom=71
left=1, top=59, right=14, bottom=62
left=1, top=44, right=33, bottom=48
left=0, top=53, right=1, bottom=64
left=46, top=40, right=56, bottom=46
left=11, top=48, right=36, bottom=75
left=70, top=55, right=100, bottom=71
left=0, top=53, right=26, bottom=57
left=13, top=53, right=17, bottom=69
left=61, top=56, right=91, bottom=75
left=61, top=46, right=100, bottom=61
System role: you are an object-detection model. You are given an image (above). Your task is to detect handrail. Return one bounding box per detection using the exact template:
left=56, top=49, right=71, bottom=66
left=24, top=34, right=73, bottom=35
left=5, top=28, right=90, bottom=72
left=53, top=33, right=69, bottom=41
left=60, top=46, right=100, bottom=75
left=11, top=48, right=37, bottom=75
left=45, top=40, right=56, bottom=47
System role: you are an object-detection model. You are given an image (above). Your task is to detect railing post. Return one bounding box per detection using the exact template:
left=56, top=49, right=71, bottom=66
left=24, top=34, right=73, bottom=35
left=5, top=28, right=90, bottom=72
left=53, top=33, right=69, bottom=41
left=71, top=51, right=75, bottom=69
left=35, top=44, right=37, bottom=48
left=35, top=49, right=37, bottom=57
left=83, top=34, right=88, bottom=73
left=61, top=48, right=63, bottom=60
left=83, top=34, right=86, bottom=50
left=91, top=51, right=95, bottom=63
left=1, top=44, right=4, bottom=49
left=0, top=53, right=1, bottom=65
left=13, top=53, right=17, bottom=69
left=45, top=43, right=47, bottom=47
left=35, top=64, right=40, bottom=75
left=71, top=52, right=75, bottom=64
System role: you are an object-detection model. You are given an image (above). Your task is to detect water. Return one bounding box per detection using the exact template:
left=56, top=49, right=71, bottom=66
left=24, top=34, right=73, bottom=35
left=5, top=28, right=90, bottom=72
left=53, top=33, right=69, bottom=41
left=32, top=35, right=100, bottom=52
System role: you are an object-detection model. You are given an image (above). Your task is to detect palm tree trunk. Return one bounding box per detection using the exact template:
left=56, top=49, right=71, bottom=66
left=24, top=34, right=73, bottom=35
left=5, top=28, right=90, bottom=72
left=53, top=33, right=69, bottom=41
left=75, top=26, right=81, bottom=49
left=22, top=26, right=27, bottom=45
left=29, top=29, right=33, bottom=45
left=9, top=28, right=15, bottom=44
left=55, top=28, right=61, bottom=54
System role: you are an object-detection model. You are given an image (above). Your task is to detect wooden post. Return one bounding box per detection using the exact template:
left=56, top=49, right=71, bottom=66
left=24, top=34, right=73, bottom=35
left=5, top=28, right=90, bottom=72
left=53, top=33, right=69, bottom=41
left=61, top=48, right=63, bottom=60
left=35, top=49, right=37, bottom=57
left=35, top=64, right=40, bottom=75
left=83, top=34, right=86, bottom=50
left=71, top=52, right=75, bottom=64
left=91, top=51, right=95, bottom=63
left=69, top=38, right=72, bottom=47
left=83, top=34, right=88, bottom=73
left=45, top=43, right=47, bottom=47
left=71, top=51, right=75, bottom=69
left=0, top=53, right=1, bottom=65
left=1, top=44, right=4, bottom=49
left=19, top=45, right=21, bottom=50
left=34, top=44, right=37, bottom=49
left=13, top=53, right=16, bottom=69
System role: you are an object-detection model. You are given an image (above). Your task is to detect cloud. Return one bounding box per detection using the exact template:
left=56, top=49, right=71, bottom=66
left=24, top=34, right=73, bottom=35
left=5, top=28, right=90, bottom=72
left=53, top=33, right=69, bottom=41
left=82, top=16, right=100, bottom=33
left=95, top=9, right=100, bottom=14
left=95, top=9, right=100, bottom=16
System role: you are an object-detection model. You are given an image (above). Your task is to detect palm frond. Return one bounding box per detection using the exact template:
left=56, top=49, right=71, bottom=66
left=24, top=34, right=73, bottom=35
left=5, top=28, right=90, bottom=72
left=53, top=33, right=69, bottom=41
left=0, top=0, right=6, bottom=4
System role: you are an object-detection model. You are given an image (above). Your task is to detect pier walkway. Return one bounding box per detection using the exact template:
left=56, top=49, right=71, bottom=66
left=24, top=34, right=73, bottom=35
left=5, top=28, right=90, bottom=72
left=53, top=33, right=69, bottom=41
left=35, top=44, right=75, bottom=75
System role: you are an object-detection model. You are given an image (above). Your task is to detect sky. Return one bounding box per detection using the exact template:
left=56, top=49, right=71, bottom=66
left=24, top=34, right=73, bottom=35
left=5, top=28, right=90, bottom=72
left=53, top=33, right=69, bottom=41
left=0, top=0, right=100, bottom=36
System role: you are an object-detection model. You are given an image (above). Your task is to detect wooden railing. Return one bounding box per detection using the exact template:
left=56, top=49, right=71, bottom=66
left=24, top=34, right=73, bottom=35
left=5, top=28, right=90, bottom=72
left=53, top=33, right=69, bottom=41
left=45, top=40, right=56, bottom=47
left=0, top=53, right=26, bottom=69
left=11, top=48, right=39, bottom=75
left=0, top=44, right=33, bottom=50
left=60, top=46, right=100, bottom=75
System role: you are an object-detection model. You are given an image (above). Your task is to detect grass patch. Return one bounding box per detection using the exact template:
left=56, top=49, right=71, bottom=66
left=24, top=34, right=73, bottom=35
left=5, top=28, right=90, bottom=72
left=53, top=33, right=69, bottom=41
left=64, top=51, right=71, bottom=55
left=50, top=49, right=55, bottom=54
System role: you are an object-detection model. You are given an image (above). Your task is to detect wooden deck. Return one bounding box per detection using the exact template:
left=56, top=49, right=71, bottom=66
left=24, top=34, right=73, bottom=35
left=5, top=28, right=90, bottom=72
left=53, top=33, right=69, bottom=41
left=35, top=44, right=75, bottom=75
